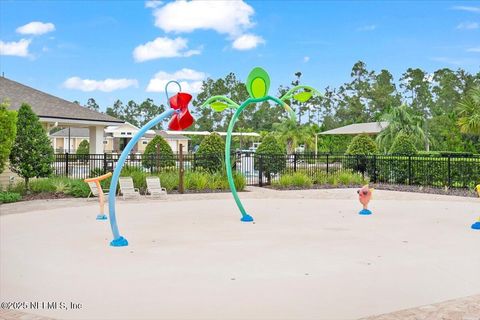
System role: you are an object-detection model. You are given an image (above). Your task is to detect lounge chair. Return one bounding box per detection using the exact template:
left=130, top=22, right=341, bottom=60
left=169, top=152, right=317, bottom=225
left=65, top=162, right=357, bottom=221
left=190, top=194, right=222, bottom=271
left=146, top=176, right=167, bottom=198
left=87, top=181, right=109, bottom=200
left=118, top=177, right=141, bottom=200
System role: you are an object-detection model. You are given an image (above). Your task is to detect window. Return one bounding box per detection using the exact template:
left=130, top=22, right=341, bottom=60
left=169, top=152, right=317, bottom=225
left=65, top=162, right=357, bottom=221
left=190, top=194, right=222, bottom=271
left=103, top=140, right=108, bottom=144
left=142, top=141, right=148, bottom=145
left=121, top=132, right=126, bottom=135
left=127, top=132, right=132, bottom=135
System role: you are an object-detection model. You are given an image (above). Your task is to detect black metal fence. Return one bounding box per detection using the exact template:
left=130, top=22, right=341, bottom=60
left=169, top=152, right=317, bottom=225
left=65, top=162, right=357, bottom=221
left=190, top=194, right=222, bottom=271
left=52, top=152, right=480, bottom=189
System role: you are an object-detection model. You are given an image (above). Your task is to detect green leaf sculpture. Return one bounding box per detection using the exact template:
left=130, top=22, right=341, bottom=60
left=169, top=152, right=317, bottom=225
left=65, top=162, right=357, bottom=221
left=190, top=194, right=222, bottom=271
left=246, top=67, right=270, bottom=99
left=293, top=91, right=312, bottom=102
left=210, top=101, right=228, bottom=112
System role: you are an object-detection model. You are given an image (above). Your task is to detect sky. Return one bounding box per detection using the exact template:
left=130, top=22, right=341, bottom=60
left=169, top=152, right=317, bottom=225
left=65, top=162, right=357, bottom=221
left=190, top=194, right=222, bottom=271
left=0, top=0, right=479, bottom=111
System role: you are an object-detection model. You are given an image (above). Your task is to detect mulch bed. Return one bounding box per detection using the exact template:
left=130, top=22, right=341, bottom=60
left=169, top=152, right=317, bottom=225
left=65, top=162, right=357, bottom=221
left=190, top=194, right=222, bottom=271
left=20, top=192, right=74, bottom=201
left=268, top=183, right=477, bottom=198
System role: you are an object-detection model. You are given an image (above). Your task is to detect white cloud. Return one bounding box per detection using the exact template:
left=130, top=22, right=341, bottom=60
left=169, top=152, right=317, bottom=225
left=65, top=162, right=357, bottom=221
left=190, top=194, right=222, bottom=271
left=145, top=0, right=163, bottom=8
left=63, top=77, right=138, bottom=92
left=152, top=0, right=255, bottom=37
left=452, top=6, right=480, bottom=13
left=303, top=56, right=310, bottom=63
left=456, top=21, right=479, bottom=30
left=0, top=39, right=31, bottom=57
left=133, top=37, right=201, bottom=62
left=16, top=21, right=55, bottom=35
left=232, top=34, right=264, bottom=50
left=146, top=68, right=207, bottom=94
left=357, top=25, right=377, bottom=32
left=467, top=47, right=480, bottom=52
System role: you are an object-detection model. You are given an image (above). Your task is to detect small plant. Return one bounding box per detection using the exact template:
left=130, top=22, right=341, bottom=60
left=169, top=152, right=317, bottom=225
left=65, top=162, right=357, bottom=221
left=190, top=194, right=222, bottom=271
left=65, top=179, right=91, bottom=197
left=0, top=191, right=21, bottom=203
left=273, top=172, right=312, bottom=188
left=29, top=178, right=56, bottom=193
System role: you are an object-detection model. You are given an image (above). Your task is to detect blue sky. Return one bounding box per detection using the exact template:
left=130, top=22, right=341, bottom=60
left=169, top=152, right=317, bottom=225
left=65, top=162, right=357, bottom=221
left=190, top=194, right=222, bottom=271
left=1, top=0, right=479, bottom=111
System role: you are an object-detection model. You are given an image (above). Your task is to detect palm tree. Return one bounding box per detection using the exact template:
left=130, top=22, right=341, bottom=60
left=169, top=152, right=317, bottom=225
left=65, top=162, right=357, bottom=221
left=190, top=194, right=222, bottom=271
left=272, top=119, right=314, bottom=153
left=457, top=87, right=480, bottom=135
left=376, top=103, right=427, bottom=152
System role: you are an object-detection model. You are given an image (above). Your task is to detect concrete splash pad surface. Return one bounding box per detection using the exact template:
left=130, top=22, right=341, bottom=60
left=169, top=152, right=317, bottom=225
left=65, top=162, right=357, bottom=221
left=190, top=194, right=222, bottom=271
left=1, top=189, right=479, bottom=320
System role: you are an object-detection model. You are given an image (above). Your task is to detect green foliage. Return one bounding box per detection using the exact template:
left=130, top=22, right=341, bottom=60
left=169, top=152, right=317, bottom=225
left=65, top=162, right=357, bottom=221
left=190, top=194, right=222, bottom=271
left=255, top=134, right=286, bottom=182
left=346, top=134, right=378, bottom=155
left=76, top=140, right=89, bottom=155
left=9, top=103, right=54, bottom=189
left=65, top=179, right=91, bottom=198
left=142, top=135, right=175, bottom=170
left=29, top=178, right=57, bottom=193
left=389, top=134, right=418, bottom=156
left=195, top=133, right=225, bottom=172
left=456, top=87, right=480, bottom=135
left=273, top=172, right=313, bottom=189
left=376, top=104, right=428, bottom=152
left=0, top=191, right=21, bottom=203
left=0, top=101, right=17, bottom=174
left=312, top=170, right=368, bottom=186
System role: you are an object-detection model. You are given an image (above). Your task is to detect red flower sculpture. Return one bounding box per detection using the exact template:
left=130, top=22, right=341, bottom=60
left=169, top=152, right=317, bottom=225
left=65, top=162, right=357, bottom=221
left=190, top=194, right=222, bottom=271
left=168, top=92, right=194, bottom=131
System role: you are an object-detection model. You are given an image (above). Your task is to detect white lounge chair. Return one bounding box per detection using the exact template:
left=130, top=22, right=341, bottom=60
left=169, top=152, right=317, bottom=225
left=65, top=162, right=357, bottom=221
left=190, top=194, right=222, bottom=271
left=119, top=177, right=141, bottom=200
left=146, top=176, right=167, bottom=198
left=87, top=182, right=109, bottom=201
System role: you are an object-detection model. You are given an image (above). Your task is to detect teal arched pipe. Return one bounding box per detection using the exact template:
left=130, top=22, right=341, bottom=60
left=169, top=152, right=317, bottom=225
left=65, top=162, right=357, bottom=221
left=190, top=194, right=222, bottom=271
left=108, top=109, right=175, bottom=247
left=225, top=95, right=285, bottom=222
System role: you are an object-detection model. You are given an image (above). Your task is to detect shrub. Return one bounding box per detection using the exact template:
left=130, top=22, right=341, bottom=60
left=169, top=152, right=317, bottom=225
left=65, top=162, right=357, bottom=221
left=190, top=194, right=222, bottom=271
left=142, top=135, right=175, bottom=171
left=9, top=103, right=54, bottom=189
left=76, top=140, right=89, bottom=155
left=345, top=134, right=378, bottom=155
left=0, top=101, right=17, bottom=174
left=273, top=172, right=312, bottom=188
left=344, top=134, right=377, bottom=175
left=65, top=179, right=91, bottom=197
left=195, top=133, right=225, bottom=172
left=389, top=134, right=417, bottom=156
left=29, top=178, right=56, bottom=193
left=255, top=133, right=286, bottom=183
left=0, top=191, right=21, bottom=203
left=89, top=168, right=106, bottom=178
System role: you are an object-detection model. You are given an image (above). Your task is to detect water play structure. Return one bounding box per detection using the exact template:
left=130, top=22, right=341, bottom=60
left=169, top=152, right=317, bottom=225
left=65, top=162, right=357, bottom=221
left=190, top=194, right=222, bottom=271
left=472, top=184, right=480, bottom=230
left=107, top=81, right=194, bottom=247
left=357, top=185, right=373, bottom=215
left=84, top=172, right=112, bottom=220
left=200, top=67, right=321, bottom=222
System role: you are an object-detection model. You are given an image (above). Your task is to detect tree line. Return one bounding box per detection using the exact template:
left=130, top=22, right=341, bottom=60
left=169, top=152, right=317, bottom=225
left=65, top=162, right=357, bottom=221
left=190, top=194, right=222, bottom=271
left=80, top=60, right=480, bottom=153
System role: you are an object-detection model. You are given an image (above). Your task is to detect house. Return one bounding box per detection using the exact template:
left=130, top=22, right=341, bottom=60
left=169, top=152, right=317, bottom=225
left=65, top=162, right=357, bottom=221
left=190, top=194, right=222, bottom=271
left=0, top=76, right=124, bottom=186
left=50, top=124, right=190, bottom=154
left=0, top=76, right=124, bottom=154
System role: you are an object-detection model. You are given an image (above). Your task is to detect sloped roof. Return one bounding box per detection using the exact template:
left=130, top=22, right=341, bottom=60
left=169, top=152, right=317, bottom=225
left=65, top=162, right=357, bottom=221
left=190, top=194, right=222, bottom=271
left=0, top=77, right=123, bottom=124
left=154, top=130, right=190, bottom=140
left=319, top=122, right=389, bottom=135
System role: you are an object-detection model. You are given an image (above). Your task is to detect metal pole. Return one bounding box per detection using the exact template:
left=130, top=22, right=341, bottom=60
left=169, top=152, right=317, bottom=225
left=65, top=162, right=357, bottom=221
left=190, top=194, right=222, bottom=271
left=179, top=143, right=184, bottom=194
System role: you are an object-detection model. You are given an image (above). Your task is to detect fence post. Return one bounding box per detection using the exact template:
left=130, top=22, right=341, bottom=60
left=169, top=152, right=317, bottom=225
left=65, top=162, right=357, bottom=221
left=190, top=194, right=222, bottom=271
left=326, top=154, right=329, bottom=175
left=447, top=156, right=451, bottom=187
left=408, top=156, right=412, bottom=185
left=293, top=153, right=297, bottom=172
left=103, top=153, right=107, bottom=174
left=258, top=155, right=263, bottom=187
left=373, top=155, right=377, bottom=183
left=179, top=144, right=184, bottom=194
left=65, top=152, right=69, bottom=177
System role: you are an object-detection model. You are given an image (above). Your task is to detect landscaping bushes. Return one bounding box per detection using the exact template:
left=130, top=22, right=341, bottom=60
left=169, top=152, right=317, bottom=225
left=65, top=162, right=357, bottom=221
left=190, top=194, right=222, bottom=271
left=195, top=133, right=225, bottom=172
left=0, top=191, right=21, bottom=203
left=142, top=136, right=175, bottom=171
left=272, top=169, right=368, bottom=189
left=255, top=134, right=287, bottom=183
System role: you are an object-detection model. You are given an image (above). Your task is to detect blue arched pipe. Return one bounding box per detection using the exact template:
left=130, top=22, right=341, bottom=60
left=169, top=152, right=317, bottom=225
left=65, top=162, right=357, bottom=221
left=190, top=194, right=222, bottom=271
left=108, top=109, right=175, bottom=247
